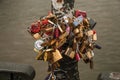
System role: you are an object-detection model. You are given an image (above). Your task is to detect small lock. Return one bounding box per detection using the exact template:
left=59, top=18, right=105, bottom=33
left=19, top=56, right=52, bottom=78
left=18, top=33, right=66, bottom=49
left=50, top=39, right=57, bottom=46
left=66, top=26, right=70, bottom=34
left=35, top=50, right=43, bottom=60
left=87, top=30, right=94, bottom=36
left=59, top=32, right=68, bottom=40
left=44, top=52, right=48, bottom=61
left=75, top=10, right=87, bottom=18
left=63, top=16, right=69, bottom=23
left=51, top=49, right=62, bottom=64
left=73, top=28, right=79, bottom=35
left=56, top=38, right=66, bottom=48
left=33, top=33, right=41, bottom=40
left=92, top=32, right=97, bottom=41
left=86, top=51, right=92, bottom=59
left=41, top=19, right=49, bottom=25
left=83, top=18, right=89, bottom=27
left=73, top=15, right=84, bottom=27
left=79, top=41, right=87, bottom=53
left=73, top=38, right=77, bottom=50
left=30, top=22, right=41, bottom=34
left=75, top=53, right=81, bottom=61
left=69, top=51, right=75, bottom=59
left=34, top=39, right=44, bottom=51
left=64, top=47, right=75, bottom=59
left=88, top=18, right=97, bottom=29
left=54, top=28, right=60, bottom=38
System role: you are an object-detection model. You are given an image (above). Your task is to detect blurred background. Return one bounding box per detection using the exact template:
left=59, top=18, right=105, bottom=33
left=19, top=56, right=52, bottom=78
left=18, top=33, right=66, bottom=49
left=0, top=0, right=120, bottom=80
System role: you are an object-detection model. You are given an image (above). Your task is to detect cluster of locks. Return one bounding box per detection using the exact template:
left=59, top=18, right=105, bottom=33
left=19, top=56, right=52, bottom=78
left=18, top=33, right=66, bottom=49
left=28, top=10, right=101, bottom=70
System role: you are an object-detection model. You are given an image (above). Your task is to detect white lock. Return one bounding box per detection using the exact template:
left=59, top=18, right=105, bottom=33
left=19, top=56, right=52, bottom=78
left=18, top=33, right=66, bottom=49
left=34, top=39, right=44, bottom=50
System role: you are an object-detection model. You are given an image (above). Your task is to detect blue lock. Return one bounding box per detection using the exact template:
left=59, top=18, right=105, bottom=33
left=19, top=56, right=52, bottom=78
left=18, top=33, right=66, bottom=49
left=73, top=15, right=84, bottom=27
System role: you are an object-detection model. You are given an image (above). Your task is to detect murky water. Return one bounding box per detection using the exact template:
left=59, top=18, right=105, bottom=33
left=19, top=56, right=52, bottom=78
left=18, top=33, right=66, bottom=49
left=0, top=0, right=120, bottom=80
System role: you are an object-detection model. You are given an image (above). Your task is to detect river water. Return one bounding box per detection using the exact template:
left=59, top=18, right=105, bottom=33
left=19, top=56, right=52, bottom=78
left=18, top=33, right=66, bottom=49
left=0, top=0, right=120, bottom=80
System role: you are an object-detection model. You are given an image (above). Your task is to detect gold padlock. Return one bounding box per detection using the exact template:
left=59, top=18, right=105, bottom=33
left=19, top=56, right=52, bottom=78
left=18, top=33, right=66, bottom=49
left=56, top=38, right=66, bottom=48
left=74, top=28, right=79, bottom=35
left=64, top=47, right=75, bottom=59
left=79, top=41, right=87, bottom=53
left=44, top=52, right=48, bottom=61
left=69, top=51, right=75, bottom=59
left=52, top=49, right=62, bottom=64
left=33, top=33, right=41, bottom=40
left=35, top=50, right=43, bottom=60
left=83, top=18, right=89, bottom=27
left=50, top=39, right=57, bottom=45
left=59, top=32, right=68, bottom=40
left=76, top=32, right=83, bottom=39
left=73, top=38, right=77, bottom=50
left=87, top=30, right=94, bottom=36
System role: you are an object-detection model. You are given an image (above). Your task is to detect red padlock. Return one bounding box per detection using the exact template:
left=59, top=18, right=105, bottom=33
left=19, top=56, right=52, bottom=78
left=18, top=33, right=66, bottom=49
left=75, top=53, right=80, bottom=61
left=75, top=10, right=87, bottom=18
left=54, top=28, right=60, bottom=38
left=30, top=21, right=41, bottom=34
left=41, top=19, right=49, bottom=25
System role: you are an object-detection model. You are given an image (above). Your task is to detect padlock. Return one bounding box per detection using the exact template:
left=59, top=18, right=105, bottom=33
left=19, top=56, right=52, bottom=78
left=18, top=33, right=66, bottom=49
left=83, top=55, right=90, bottom=63
left=92, top=30, right=97, bottom=41
left=83, top=18, right=89, bottom=27
left=41, top=19, right=49, bottom=25
left=73, top=15, right=84, bottom=27
left=69, top=51, right=75, bottom=59
left=34, top=39, right=44, bottom=51
left=75, top=10, right=87, bottom=18
left=87, top=30, right=94, bottom=36
left=64, top=47, right=75, bottom=59
left=79, top=41, right=87, bottom=53
left=86, top=51, right=92, bottom=59
left=59, top=32, right=68, bottom=40
left=75, top=53, right=80, bottom=61
left=30, top=22, right=41, bottom=34
left=44, top=52, right=48, bottom=61
left=64, top=47, right=70, bottom=55
left=66, top=26, right=70, bottom=34
left=46, top=51, right=53, bottom=62
left=56, top=38, right=66, bottom=48
left=51, top=49, right=62, bottom=64
left=88, top=18, right=97, bottom=29
left=35, top=50, right=43, bottom=60
left=50, top=39, right=57, bottom=46
left=33, top=33, right=41, bottom=40
left=73, top=28, right=79, bottom=35
left=76, top=31, right=83, bottom=38
left=73, top=38, right=77, bottom=50
left=63, top=16, right=69, bottom=23
left=54, top=28, right=60, bottom=38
